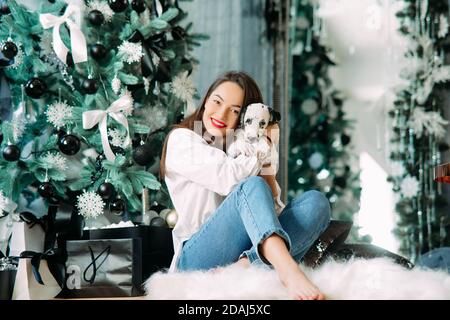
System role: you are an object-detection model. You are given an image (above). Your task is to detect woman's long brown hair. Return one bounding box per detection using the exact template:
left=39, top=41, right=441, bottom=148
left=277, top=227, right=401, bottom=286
left=159, top=70, right=264, bottom=180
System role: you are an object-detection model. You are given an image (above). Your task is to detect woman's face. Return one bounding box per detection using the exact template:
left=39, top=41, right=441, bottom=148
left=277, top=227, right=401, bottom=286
left=202, top=81, right=244, bottom=138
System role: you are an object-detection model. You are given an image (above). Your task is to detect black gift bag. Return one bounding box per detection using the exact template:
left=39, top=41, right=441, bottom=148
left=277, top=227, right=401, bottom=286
left=62, top=238, right=142, bottom=298
left=0, top=269, right=17, bottom=300
left=81, top=225, right=174, bottom=280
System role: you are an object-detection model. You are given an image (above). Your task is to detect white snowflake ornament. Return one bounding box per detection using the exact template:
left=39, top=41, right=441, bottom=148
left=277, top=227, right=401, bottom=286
left=400, top=175, right=420, bottom=198
left=45, top=101, right=73, bottom=129
left=409, top=107, right=448, bottom=139
left=118, top=41, right=144, bottom=64
left=170, top=71, right=196, bottom=103
left=76, top=191, right=105, bottom=218
left=108, top=128, right=127, bottom=147
left=41, top=152, right=68, bottom=171
left=87, top=0, right=114, bottom=22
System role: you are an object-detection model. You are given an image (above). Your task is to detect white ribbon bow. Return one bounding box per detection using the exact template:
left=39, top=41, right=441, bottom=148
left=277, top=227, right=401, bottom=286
left=39, top=4, right=88, bottom=65
left=82, top=95, right=133, bottom=162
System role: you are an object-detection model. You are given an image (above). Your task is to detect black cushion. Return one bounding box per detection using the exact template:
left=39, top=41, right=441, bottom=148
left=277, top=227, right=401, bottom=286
left=301, top=220, right=353, bottom=268
left=331, top=243, right=414, bottom=269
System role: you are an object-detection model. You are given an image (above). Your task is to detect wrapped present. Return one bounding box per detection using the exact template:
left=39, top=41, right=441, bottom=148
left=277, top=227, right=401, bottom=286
left=80, top=225, right=173, bottom=280
left=0, top=241, right=18, bottom=300
left=10, top=217, right=64, bottom=300
left=62, top=238, right=142, bottom=298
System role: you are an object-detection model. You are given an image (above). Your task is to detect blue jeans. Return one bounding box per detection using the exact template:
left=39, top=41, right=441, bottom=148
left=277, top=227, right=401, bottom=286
left=177, top=176, right=331, bottom=271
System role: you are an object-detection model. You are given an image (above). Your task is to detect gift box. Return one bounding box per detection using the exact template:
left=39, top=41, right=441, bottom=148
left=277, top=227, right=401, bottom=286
left=9, top=221, right=64, bottom=300
left=80, top=225, right=174, bottom=280
left=61, top=238, right=142, bottom=298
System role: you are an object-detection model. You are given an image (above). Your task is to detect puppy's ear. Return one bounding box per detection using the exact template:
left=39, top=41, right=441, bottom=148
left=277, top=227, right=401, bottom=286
left=269, top=108, right=281, bottom=124
left=239, top=106, right=247, bottom=128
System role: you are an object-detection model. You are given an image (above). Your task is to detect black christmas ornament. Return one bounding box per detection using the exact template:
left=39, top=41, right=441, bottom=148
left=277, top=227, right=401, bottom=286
left=82, top=77, right=98, bottom=94
left=109, top=0, right=128, bottom=12
left=316, top=122, right=328, bottom=144
left=2, top=144, right=20, bottom=161
left=150, top=202, right=166, bottom=213
left=110, top=198, right=126, bottom=215
left=333, top=176, right=347, bottom=189
left=132, top=143, right=155, bottom=166
left=25, top=77, right=47, bottom=99
left=340, top=134, right=351, bottom=146
left=0, top=2, right=10, bottom=15
left=88, top=10, right=104, bottom=26
left=176, top=111, right=184, bottom=124
left=38, top=182, right=54, bottom=198
left=131, top=0, right=146, bottom=13
left=1, top=41, right=18, bottom=59
left=111, top=146, right=125, bottom=156
left=90, top=43, right=107, bottom=60
left=58, top=134, right=81, bottom=155
left=152, top=57, right=171, bottom=82
left=171, top=26, right=187, bottom=40
left=150, top=216, right=167, bottom=227
left=98, top=182, right=116, bottom=201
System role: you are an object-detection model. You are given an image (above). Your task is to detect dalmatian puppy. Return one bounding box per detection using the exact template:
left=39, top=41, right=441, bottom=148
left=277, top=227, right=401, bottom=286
left=228, top=103, right=285, bottom=214
left=227, top=103, right=280, bottom=169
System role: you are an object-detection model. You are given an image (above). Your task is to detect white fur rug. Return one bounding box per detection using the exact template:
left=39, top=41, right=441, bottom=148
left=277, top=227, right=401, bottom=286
left=144, top=258, right=450, bottom=300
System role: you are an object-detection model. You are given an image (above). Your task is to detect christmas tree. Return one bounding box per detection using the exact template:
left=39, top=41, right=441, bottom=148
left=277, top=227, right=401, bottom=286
left=390, top=0, right=450, bottom=261
left=288, top=1, right=362, bottom=240
left=0, top=0, right=206, bottom=230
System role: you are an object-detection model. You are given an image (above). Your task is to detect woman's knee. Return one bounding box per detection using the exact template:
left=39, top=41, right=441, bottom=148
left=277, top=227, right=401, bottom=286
left=297, top=190, right=331, bottom=225
left=240, top=176, right=269, bottom=193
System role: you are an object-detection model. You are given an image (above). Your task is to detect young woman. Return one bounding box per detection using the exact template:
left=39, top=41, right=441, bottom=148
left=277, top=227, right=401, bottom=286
left=159, top=71, right=331, bottom=300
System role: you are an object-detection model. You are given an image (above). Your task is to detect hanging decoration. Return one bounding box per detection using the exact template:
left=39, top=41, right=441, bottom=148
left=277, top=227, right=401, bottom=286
left=389, top=0, right=450, bottom=260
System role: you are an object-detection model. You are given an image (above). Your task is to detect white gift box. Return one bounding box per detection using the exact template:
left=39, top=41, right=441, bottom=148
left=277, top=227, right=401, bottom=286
left=10, top=221, right=62, bottom=300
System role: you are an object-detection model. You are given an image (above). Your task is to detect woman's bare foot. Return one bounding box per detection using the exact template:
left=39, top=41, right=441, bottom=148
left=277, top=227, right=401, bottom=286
left=234, top=256, right=251, bottom=268
left=211, top=257, right=251, bottom=274
left=278, top=261, right=325, bottom=300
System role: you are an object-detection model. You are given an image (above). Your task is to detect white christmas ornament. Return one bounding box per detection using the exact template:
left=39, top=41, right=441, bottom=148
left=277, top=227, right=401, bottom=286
left=301, top=99, right=318, bottom=115
left=108, top=128, right=127, bottom=148
left=111, top=75, right=121, bottom=94
left=409, top=107, right=448, bottom=139
left=165, top=209, right=178, bottom=228
left=76, top=191, right=105, bottom=218
left=11, top=102, right=27, bottom=142
left=45, top=101, right=73, bottom=129
left=41, top=153, right=68, bottom=171
left=400, top=175, right=420, bottom=198
left=438, top=15, right=449, bottom=38
left=39, top=32, right=54, bottom=57
left=118, top=41, right=144, bottom=64
left=308, top=152, right=324, bottom=169
left=170, top=71, right=196, bottom=103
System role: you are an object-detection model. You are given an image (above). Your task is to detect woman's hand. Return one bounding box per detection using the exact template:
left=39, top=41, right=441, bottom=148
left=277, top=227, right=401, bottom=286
left=258, top=123, right=281, bottom=198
